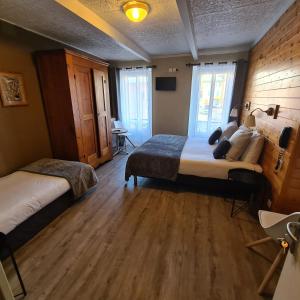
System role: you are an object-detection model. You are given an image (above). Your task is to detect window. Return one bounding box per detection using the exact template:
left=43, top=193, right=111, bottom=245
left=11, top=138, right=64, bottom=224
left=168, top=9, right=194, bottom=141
left=119, top=68, right=152, bottom=145
left=188, top=64, right=236, bottom=137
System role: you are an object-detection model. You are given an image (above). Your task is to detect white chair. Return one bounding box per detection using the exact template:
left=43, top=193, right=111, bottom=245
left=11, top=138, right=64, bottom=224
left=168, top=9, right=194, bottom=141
left=246, top=210, right=300, bottom=295
left=111, top=120, right=136, bottom=155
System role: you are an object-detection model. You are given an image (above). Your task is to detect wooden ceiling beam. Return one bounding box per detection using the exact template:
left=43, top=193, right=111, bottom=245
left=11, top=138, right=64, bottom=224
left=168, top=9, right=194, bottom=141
left=176, top=0, right=198, bottom=60
left=55, top=0, right=151, bottom=62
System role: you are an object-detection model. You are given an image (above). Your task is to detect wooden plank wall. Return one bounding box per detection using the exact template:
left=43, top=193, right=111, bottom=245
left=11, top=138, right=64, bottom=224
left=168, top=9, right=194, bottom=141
left=242, top=0, right=300, bottom=212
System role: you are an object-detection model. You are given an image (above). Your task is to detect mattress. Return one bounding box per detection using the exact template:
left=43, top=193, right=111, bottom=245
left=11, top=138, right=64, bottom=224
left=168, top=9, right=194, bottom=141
left=179, top=138, right=263, bottom=180
left=0, top=171, right=70, bottom=234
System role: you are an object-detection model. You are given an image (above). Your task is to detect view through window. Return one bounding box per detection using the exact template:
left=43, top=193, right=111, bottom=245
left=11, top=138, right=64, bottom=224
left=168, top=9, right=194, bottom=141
left=119, top=68, right=152, bottom=145
left=188, top=64, right=236, bottom=137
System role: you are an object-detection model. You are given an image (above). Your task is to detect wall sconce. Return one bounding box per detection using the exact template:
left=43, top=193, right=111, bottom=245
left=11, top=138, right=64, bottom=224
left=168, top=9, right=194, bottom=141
left=244, top=106, right=279, bottom=128
left=245, top=105, right=279, bottom=127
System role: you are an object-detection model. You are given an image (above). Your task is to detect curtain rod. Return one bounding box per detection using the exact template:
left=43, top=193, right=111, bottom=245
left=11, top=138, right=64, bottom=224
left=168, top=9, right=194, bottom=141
left=117, top=65, right=156, bottom=70
left=186, top=61, right=237, bottom=67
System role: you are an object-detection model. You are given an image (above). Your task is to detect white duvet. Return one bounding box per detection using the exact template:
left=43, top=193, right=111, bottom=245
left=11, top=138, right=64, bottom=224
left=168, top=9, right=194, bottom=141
left=179, top=138, right=262, bottom=180
left=0, top=171, right=70, bottom=234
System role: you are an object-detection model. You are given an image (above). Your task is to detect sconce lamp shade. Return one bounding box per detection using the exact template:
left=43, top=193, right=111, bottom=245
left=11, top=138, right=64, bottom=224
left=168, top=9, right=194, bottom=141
left=244, top=114, right=256, bottom=127
left=230, top=107, right=238, bottom=118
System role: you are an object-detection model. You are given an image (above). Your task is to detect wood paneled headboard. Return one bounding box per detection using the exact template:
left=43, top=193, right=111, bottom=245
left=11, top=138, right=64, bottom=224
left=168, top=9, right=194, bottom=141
left=242, top=0, right=300, bottom=213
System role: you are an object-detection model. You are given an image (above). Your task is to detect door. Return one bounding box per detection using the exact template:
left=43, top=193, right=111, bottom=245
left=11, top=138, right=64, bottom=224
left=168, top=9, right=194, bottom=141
left=93, top=69, right=112, bottom=161
left=74, top=65, right=100, bottom=167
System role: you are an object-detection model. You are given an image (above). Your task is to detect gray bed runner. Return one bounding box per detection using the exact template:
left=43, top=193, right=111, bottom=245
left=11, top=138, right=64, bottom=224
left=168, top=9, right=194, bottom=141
left=21, top=158, right=98, bottom=198
left=125, top=134, right=187, bottom=182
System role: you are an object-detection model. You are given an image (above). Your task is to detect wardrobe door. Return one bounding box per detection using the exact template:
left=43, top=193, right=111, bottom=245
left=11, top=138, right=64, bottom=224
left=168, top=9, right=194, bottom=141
left=74, top=65, right=100, bottom=167
left=93, top=69, right=112, bottom=161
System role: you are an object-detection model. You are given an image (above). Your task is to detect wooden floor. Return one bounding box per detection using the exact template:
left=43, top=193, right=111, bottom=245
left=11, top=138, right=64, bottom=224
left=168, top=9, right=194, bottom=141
left=4, top=154, right=279, bottom=300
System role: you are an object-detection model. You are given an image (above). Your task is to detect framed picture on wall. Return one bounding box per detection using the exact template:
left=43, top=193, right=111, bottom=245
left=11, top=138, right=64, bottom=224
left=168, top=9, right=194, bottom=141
left=0, top=72, right=27, bottom=107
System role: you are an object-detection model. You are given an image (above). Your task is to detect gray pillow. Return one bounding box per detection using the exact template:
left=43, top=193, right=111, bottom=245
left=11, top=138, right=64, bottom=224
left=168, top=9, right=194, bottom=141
left=241, top=133, right=264, bottom=164
left=220, top=121, right=238, bottom=141
left=226, top=127, right=252, bottom=161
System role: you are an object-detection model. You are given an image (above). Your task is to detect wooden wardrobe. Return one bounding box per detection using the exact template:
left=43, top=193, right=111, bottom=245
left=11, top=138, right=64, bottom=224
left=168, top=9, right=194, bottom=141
left=35, top=49, right=112, bottom=168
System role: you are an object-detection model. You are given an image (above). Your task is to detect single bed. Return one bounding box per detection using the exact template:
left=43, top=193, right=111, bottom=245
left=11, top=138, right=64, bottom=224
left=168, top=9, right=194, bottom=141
left=0, top=158, right=98, bottom=258
left=125, top=134, right=263, bottom=184
left=0, top=171, right=70, bottom=235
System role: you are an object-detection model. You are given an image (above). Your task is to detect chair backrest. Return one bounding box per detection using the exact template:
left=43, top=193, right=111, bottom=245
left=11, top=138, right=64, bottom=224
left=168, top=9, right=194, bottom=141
left=114, top=120, right=124, bottom=130
left=260, top=211, right=300, bottom=240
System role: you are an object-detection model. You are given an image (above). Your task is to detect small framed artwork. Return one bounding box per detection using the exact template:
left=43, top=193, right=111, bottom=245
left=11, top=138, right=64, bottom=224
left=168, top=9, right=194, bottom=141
left=0, top=72, right=27, bottom=107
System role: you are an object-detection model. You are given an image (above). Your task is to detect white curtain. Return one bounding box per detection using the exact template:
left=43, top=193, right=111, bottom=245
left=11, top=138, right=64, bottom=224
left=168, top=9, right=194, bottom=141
left=119, top=68, right=152, bottom=145
left=188, top=63, right=236, bottom=137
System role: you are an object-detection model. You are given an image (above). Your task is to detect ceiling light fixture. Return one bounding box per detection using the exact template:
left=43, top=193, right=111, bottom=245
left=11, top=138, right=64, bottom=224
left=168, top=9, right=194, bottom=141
left=123, top=1, right=150, bottom=23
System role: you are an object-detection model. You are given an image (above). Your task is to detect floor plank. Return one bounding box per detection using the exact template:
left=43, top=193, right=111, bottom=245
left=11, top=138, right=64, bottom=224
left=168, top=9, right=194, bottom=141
left=4, top=153, right=279, bottom=300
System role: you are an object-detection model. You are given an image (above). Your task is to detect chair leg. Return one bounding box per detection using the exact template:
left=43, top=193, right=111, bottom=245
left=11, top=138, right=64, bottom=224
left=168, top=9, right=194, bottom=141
left=246, top=237, right=273, bottom=248
left=257, top=248, right=287, bottom=295
left=7, top=244, right=27, bottom=297
left=126, top=136, right=136, bottom=148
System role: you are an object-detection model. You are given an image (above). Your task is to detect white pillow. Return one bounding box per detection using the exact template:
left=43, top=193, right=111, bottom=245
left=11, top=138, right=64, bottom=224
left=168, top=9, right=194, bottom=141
left=241, top=133, right=264, bottom=164
left=220, top=121, right=238, bottom=141
left=226, top=127, right=252, bottom=161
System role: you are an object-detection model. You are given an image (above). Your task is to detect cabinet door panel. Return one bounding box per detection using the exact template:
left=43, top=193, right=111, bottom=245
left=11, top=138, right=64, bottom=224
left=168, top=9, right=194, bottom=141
left=93, top=69, right=112, bottom=160
left=67, top=64, right=85, bottom=161
left=74, top=65, right=100, bottom=167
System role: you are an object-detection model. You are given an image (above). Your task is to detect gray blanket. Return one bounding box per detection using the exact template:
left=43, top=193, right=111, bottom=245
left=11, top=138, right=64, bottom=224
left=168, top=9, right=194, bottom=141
left=125, top=134, right=187, bottom=182
left=21, top=158, right=98, bottom=198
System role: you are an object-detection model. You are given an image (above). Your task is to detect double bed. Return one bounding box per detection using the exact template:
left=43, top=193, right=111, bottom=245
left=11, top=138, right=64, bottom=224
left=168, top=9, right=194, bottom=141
left=179, top=137, right=262, bottom=179
left=125, top=134, right=262, bottom=184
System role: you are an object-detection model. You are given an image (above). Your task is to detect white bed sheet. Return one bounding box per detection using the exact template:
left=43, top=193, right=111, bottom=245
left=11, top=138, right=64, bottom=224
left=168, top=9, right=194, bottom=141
left=0, top=171, right=70, bottom=234
left=179, top=138, right=263, bottom=180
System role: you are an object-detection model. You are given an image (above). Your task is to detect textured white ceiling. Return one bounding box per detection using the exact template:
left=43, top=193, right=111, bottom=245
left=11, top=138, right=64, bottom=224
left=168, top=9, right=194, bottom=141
left=0, top=0, right=138, bottom=61
left=0, top=0, right=295, bottom=61
left=79, top=0, right=189, bottom=56
left=189, top=0, right=294, bottom=50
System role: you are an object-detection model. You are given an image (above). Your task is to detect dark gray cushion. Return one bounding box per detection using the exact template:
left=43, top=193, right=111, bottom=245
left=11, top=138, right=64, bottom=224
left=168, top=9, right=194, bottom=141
left=213, top=139, right=231, bottom=159
left=208, top=127, right=222, bottom=145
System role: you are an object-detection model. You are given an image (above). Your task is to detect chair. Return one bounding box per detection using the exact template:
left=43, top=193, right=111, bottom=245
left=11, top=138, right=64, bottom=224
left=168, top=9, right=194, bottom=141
left=246, top=210, right=300, bottom=295
left=111, top=120, right=136, bottom=155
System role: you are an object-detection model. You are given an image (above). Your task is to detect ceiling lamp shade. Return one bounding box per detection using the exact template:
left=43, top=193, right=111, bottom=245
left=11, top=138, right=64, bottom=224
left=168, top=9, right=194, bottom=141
left=123, top=1, right=149, bottom=22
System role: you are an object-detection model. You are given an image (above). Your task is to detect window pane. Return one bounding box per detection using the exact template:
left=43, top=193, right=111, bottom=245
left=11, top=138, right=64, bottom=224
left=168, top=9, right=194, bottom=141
left=188, top=65, right=236, bottom=137
left=119, top=69, right=152, bottom=145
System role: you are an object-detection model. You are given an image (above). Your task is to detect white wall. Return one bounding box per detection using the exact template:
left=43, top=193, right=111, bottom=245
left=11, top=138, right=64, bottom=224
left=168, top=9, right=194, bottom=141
left=273, top=243, right=300, bottom=300
left=114, top=52, right=248, bottom=136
